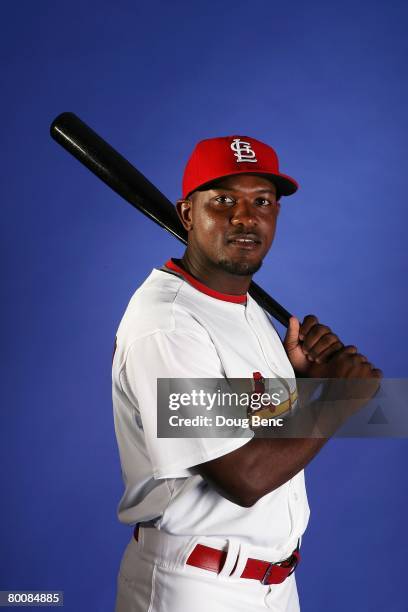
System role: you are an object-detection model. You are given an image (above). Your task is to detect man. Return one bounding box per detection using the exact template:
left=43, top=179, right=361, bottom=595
left=112, top=135, right=381, bottom=611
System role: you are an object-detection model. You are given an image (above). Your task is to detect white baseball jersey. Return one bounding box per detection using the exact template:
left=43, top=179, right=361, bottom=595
left=112, top=259, right=310, bottom=555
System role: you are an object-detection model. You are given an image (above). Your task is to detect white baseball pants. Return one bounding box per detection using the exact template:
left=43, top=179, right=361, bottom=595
left=115, top=527, right=300, bottom=612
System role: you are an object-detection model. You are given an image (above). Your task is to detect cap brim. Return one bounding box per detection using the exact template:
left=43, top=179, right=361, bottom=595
left=187, top=170, right=298, bottom=199
left=263, top=172, right=298, bottom=196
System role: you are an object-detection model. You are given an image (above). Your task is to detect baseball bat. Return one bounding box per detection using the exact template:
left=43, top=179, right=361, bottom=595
left=50, top=112, right=292, bottom=327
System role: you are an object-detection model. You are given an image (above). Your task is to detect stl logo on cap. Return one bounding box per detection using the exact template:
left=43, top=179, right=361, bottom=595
left=230, top=138, right=258, bottom=163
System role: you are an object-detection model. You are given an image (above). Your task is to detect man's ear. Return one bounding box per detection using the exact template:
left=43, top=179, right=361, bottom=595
left=176, top=198, right=193, bottom=231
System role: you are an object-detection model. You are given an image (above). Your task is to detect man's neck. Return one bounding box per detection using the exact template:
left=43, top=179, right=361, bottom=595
left=179, top=253, right=251, bottom=296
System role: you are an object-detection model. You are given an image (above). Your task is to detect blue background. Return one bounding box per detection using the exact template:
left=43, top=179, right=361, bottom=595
left=1, top=1, right=407, bottom=610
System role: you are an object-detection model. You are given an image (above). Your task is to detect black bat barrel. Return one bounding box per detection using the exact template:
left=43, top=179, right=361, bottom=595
left=50, top=112, right=186, bottom=243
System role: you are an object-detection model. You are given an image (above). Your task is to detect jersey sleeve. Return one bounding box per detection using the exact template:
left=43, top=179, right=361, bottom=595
left=119, top=328, right=253, bottom=479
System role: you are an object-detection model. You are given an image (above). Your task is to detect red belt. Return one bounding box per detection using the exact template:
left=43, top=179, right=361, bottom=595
left=134, top=525, right=300, bottom=586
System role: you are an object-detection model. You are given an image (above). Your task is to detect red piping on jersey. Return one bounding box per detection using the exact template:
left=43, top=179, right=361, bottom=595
left=164, top=259, right=247, bottom=304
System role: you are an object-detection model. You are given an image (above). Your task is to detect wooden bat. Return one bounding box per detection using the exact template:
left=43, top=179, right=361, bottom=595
left=50, top=112, right=292, bottom=326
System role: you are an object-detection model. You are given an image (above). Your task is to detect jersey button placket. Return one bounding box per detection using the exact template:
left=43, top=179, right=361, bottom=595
left=245, top=301, right=279, bottom=375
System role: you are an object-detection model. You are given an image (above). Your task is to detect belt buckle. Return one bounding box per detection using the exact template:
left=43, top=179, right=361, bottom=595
left=261, top=550, right=299, bottom=585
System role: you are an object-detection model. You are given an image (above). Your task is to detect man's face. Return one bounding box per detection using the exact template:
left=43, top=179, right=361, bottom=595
left=177, top=174, right=280, bottom=276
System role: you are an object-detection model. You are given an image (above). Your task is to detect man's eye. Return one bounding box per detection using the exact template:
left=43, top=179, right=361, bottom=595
left=215, top=195, right=235, bottom=205
left=256, top=198, right=279, bottom=206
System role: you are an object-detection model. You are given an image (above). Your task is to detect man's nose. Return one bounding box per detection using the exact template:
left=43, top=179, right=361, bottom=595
left=230, top=199, right=257, bottom=227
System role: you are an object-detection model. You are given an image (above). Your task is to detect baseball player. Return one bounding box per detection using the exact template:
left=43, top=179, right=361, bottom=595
left=112, top=136, right=381, bottom=611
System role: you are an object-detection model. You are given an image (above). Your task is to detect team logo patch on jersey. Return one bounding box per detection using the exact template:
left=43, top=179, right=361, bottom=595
left=230, top=138, right=257, bottom=163
left=248, top=371, right=297, bottom=423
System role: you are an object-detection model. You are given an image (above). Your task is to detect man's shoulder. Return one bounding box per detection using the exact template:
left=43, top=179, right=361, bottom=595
left=116, top=268, right=202, bottom=343
left=132, top=267, right=183, bottom=308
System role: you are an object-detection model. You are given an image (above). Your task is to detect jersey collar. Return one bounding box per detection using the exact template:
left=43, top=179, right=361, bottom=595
left=163, top=259, right=247, bottom=305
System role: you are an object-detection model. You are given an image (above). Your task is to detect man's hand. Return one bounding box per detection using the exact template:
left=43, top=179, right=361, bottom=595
left=283, top=315, right=343, bottom=376
left=283, top=314, right=382, bottom=419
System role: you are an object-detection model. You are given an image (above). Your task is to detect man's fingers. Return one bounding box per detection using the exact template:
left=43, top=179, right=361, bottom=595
left=342, top=354, right=378, bottom=378
left=312, top=340, right=344, bottom=363
left=299, top=314, right=319, bottom=340
left=297, top=319, right=377, bottom=377
left=349, top=353, right=369, bottom=366
left=337, top=345, right=358, bottom=357
left=302, top=325, right=332, bottom=351
left=302, top=329, right=338, bottom=354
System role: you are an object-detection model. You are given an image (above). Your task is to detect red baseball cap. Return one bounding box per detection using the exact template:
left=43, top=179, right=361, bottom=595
left=182, top=135, right=298, bottom=199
